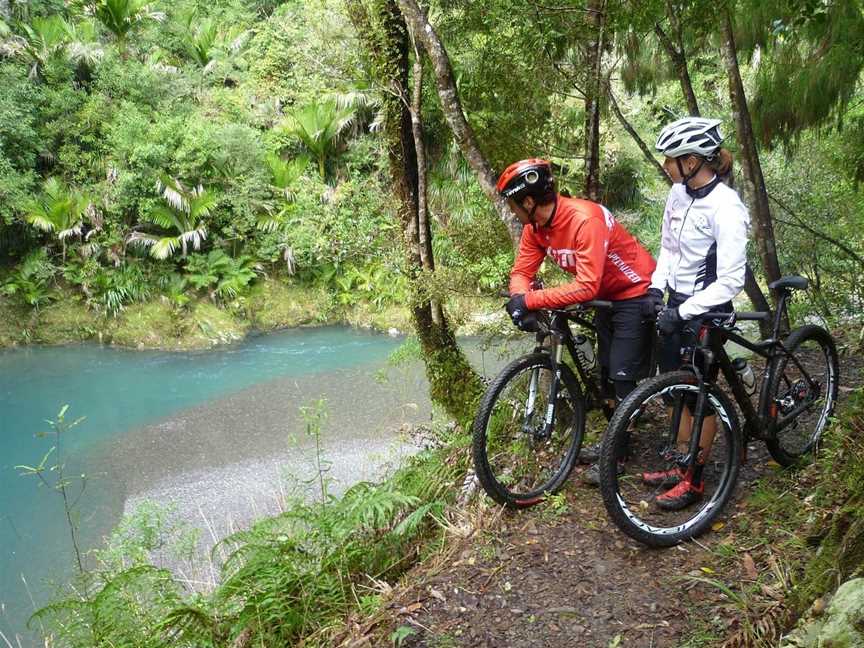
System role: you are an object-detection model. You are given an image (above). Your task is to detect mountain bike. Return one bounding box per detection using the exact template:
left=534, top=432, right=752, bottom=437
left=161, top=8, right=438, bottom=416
left=597, top=276, right=839, bottom=547
left=472, top=298, right=619, bottom=508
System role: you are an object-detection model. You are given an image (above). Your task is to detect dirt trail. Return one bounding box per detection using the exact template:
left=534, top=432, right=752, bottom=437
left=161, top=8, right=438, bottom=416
left=345, top=348, right=861, bottom=648
left=374, top=471, right=741, bottom=647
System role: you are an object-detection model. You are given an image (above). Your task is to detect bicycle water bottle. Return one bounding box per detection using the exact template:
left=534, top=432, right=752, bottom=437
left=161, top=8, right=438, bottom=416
left=732, top=357, right=756, bottom=396
left=573, top=333, right=597, bottom=374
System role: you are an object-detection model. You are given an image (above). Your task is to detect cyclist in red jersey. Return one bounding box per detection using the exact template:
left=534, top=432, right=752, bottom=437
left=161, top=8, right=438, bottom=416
left=497, top=159, right=658, bottom=482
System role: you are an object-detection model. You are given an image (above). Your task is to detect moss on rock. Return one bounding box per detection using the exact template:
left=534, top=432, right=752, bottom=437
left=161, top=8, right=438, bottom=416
left=0, top=298, right=31, bottom=345
left=179, top=301, right=248, bottom=349
left=30, top=295, right=101, bottom=344
left=782, top=578, right=864, bottom=647
left=109, top=300, right=179, bottom=349
left=245, top=278, right=333, bottom=330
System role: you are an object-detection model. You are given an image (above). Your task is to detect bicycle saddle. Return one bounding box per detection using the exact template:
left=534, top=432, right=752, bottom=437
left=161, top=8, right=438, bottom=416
left=768, top=275, right=809, bottom=291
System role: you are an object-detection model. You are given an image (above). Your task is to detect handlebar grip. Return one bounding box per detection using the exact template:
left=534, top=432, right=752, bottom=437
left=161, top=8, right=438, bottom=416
left=734, top=311, right=771, bottom=321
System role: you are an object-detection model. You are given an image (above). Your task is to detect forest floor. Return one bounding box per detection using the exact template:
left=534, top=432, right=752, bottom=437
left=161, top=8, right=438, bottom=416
left=334, top=345, right=863, bottom=648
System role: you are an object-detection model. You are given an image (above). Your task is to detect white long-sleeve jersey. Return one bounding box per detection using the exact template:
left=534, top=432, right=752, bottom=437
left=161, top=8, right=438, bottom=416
left=650, top=181, right=751, bottom=320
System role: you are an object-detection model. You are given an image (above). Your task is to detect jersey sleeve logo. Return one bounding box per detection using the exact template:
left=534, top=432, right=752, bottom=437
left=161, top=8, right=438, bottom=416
left=547, top=247, right=578, bottom=269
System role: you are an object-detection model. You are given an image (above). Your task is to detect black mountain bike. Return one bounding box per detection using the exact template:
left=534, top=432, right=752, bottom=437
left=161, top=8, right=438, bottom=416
left=472, top=299, right=617, bottom=508
left=597, top=276, right=839, bottom=547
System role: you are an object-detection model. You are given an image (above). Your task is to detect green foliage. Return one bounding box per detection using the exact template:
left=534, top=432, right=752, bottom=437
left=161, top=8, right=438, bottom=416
left=281, top=100, right=356, bottom=180
left=24, top=177, right=89, bottom=246
left=129, top=177, right=214, bottom=259
left=1, top=248, right=56, bottom=308
left=600, top=156, right=642, bottom=210
left=97, top=501, right=201, bottom=573
left=739, top=0, right=864, bottom=145
left=183, top=249, right=260, bottom=299
left=90, top=0, right=165, bottom=47
left=90, top=261, right=152, bottom=314
left=16, top=404, right=88, bottom=571
left=391, top=624, right=418, bottom=646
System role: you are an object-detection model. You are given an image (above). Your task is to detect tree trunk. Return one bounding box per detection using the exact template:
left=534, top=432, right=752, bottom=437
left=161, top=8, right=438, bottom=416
left=721, top=11, right=784, bottom=310
left=607, top=82, right=670, bottom=185
left=654, top=1, right=700, bottom=116
left=410, top=45, right=443, bottom=325
left=744, top=265, right=773, bottom=337
left=349, top=0, right=482, bottom=425
left=583, top=0, right=604, bottom=200
left=396, top=0, right=521, bottom=247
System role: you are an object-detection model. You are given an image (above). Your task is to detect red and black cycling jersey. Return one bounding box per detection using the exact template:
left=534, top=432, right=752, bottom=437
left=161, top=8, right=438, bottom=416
left=509, top=196, right=656, bottom=310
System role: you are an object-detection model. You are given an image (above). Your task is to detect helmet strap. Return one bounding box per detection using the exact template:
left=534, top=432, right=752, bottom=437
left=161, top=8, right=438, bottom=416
left=677, top=156, right=706, bottom=190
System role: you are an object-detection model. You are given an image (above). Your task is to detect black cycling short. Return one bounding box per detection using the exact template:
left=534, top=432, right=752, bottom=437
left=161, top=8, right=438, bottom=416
left=658, top=290, right=733, bottom=373
left=595, top=295, right=654, bottom=400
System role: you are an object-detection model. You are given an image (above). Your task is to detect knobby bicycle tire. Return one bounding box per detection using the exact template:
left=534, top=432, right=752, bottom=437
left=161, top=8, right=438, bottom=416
left=472, top=353, right=586, bottom=508
left=766, top=325, right=839, bottom=466
left=598, top=370, right=742, bottom=547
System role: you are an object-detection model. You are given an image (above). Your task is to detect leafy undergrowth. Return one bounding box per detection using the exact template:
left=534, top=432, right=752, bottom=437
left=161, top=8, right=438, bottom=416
left=33, top=431, right=472, bottom=647
left=684, top=387, right=864, bottom=648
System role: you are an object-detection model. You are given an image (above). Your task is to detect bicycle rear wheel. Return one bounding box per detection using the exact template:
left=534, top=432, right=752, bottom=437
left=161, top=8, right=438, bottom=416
left=472, top=353, right=585, bottom=508
left=766, top=325, right=839, bottom=466
left=598, top=370, right=742, bottom=547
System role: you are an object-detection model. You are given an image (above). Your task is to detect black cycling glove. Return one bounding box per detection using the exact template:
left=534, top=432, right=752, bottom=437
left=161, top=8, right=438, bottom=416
left=644, top=287, right=665, bottom=317
left=657, top=306, right=682, bottom=335
left=505, top=294, right=538, bottom=332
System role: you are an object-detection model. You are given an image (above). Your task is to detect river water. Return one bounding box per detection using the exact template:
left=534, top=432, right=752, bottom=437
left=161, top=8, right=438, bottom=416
left=0, top=326, right=517, bottom=645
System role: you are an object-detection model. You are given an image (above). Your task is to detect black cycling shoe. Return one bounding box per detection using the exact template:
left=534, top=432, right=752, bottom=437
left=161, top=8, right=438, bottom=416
left=581, top=461, right=624, bottom=486
left=580, top=428, right=632, bottom=466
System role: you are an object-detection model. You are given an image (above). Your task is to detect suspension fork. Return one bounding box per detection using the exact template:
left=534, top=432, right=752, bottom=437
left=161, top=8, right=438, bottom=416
left=683, top=370, right=708, bottom=470
left=540, top=331, right=565, bottom=439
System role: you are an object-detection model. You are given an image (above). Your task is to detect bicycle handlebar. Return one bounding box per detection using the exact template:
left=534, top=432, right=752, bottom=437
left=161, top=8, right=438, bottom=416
left=694, top=311, right=770, bottom=322
left=498, top=290, right=612, bottom=312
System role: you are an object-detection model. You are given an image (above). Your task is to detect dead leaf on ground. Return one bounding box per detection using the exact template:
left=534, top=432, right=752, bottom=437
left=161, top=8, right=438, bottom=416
left=742, top=552, right=758, bottom=580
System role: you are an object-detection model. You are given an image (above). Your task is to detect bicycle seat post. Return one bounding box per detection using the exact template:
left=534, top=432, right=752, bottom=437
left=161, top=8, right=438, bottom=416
left=772, top=288, right=791, bottom=340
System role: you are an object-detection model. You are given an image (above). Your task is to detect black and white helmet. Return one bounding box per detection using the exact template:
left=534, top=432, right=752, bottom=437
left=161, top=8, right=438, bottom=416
left=655, top=117, right=723, bottom=159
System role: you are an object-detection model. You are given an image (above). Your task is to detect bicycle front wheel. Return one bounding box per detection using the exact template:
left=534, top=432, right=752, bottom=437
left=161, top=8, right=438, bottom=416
left=472, top=353, right=585, bottom=508
left=598, top=370, right=742, bottom=547
left=766, top=325, right=839, bottom=466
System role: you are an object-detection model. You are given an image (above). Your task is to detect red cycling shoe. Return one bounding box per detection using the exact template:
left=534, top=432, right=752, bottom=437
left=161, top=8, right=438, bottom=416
left=655, top=475, right=704, bottom=511
left=641, top=466, right=686, bottom=488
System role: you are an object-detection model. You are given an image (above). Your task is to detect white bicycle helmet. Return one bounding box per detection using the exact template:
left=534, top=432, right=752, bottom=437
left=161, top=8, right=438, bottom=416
left=655, top=117, right=723, bottom=159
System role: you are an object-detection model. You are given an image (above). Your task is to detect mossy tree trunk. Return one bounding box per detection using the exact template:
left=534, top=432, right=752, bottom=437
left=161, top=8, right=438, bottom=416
left=348, top=0, right=483, bottom=426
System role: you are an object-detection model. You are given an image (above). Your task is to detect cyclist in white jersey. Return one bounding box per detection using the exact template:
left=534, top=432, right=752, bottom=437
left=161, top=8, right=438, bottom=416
left=642, top=117, right=751, bottom=510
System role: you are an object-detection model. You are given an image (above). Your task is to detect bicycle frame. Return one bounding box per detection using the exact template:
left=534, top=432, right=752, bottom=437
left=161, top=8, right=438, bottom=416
left=531, top=308, right=608, bottom=416
left=685, top=287, right=822, bottom=448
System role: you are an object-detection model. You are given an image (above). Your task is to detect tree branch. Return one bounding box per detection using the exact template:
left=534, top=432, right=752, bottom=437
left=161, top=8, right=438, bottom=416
left=769, top=194, right=864, bottom=267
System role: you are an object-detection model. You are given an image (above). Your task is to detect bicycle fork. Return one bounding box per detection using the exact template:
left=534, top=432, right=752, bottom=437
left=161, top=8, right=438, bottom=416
left=525, top=333, right=564, bottom=441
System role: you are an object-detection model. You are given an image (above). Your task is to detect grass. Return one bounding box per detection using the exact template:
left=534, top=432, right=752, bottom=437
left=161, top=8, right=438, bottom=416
left=0, top=276, right=442, bottom=350
left=677, top=387, right=864, bottom=647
